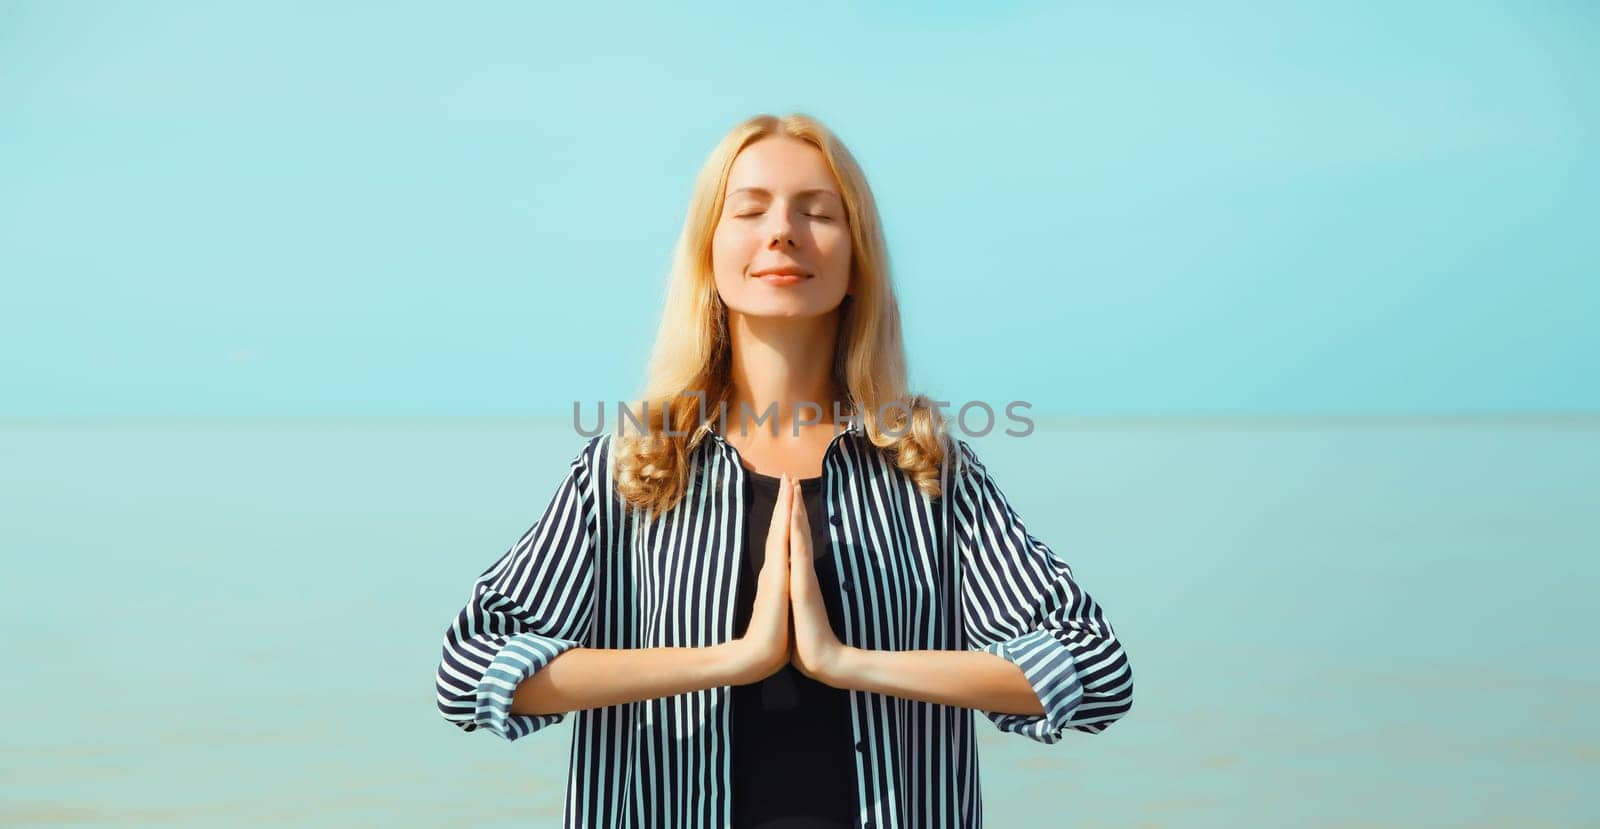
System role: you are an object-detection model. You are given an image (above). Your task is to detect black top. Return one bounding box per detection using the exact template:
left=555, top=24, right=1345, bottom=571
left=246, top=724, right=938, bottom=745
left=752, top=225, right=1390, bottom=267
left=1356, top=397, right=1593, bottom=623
left=730, top=467, right=857, bottom=829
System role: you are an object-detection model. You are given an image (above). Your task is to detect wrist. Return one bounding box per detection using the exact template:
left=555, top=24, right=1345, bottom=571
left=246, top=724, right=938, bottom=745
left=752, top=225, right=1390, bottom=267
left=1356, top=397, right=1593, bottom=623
left=824, top=646, right=871, bottom=690
left=707, top=641, right=748, bottom=686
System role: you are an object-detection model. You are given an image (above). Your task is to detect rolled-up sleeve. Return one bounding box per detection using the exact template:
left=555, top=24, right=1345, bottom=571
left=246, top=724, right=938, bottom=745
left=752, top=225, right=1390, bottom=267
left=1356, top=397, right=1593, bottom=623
left=435, top=437, right=602, bottom=742
left=949, top=437, right=1134, bottom=743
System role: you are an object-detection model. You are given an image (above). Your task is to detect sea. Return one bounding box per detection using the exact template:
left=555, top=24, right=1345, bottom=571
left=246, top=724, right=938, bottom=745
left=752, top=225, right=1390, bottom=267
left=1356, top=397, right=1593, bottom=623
left=3, top=415, right=1594, bottom=828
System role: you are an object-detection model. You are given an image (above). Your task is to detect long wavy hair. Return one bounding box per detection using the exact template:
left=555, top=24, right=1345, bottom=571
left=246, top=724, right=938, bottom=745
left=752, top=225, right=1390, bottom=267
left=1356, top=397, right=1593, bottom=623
left=613, top=113, right=949, bottom=519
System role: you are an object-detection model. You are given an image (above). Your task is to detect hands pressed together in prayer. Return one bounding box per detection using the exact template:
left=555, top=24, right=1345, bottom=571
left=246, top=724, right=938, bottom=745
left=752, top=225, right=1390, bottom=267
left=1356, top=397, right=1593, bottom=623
left=722, top=473, right=1047, bottom=717
left=728, top=472, right=854, bottom=687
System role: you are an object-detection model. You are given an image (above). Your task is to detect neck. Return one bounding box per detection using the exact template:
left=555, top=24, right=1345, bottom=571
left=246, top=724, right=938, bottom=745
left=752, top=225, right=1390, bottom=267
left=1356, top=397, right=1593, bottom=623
left=724, top=309, right=846, bottom=438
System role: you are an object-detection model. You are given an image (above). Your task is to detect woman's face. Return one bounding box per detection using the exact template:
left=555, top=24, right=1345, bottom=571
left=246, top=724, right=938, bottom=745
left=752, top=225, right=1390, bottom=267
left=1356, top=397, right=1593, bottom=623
left=711, top=136, right=852, bottom=320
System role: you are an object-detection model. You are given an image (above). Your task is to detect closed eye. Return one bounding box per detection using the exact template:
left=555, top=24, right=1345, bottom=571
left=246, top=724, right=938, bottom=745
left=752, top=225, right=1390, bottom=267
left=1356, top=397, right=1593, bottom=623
left=733, top=211, right=833, bottom=221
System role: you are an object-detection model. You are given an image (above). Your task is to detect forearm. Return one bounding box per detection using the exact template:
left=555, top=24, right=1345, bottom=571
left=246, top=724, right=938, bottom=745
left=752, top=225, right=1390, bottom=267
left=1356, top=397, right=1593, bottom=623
left=510, top=643, right=741, bottom=716
left=832, top=647, right=1045, bottom=716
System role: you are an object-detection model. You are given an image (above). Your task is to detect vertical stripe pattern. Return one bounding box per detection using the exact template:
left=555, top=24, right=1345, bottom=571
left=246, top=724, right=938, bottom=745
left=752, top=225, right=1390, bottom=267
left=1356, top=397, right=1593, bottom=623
left=435, top=422, right=1134, bottom=827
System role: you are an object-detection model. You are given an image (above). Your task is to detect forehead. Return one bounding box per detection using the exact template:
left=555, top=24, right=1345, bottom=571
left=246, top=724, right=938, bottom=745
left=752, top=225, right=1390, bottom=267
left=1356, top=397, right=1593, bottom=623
left=725, top=136, right=840, bottom=197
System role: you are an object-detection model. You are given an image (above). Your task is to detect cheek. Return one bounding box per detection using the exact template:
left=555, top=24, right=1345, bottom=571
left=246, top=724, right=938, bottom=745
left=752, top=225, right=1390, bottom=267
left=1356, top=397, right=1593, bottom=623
left=820, top=227, right=853, bottom=269
left=712, top=222, right=757, bottom=266
left=710, top=224, right=760, bottom=293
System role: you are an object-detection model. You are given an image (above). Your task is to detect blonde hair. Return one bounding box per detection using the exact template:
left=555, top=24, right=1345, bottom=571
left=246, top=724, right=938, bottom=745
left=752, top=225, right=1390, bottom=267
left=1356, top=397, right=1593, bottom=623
left=614, top=113, right=948, bottom=519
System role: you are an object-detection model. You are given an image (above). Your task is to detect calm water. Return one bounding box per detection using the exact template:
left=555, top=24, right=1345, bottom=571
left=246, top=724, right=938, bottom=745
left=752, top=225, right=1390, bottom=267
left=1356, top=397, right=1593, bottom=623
left=3, top=416, right=1595, bottom=828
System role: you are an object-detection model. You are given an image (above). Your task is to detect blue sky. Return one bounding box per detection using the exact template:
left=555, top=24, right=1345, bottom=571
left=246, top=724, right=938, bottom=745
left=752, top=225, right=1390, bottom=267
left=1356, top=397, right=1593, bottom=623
left=2, top=1, right=1595, bottom=416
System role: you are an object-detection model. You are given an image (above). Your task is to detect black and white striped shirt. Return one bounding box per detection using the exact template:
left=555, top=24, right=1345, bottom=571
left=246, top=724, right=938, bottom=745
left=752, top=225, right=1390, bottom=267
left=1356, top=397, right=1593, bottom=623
left=435, top=420, right=1134, bottom=828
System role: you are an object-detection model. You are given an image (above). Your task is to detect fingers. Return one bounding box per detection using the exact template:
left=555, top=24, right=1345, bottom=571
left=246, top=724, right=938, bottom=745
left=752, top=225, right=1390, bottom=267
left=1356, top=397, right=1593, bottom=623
left=764, top=472, right=792, bottom=563
left=788, top=473, right=811, bottom=563
left=788, top=478, right=819, bottom=609
left=778, top=472, right=792, bottom=564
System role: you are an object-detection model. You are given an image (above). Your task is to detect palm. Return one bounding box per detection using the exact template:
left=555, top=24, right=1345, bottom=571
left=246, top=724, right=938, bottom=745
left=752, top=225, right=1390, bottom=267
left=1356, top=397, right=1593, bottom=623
left=785, top=477, right=845, bottom=681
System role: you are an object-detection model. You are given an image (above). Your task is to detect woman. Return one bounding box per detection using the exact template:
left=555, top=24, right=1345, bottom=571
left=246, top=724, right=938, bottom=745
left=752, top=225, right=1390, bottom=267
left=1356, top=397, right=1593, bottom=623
left=435, top=113, right=1134, bottom=829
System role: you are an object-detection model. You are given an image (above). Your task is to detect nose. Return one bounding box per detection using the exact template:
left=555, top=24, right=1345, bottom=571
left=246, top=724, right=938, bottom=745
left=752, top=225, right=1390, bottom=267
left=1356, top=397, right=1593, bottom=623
left=765, top=209, right=798, bottom=248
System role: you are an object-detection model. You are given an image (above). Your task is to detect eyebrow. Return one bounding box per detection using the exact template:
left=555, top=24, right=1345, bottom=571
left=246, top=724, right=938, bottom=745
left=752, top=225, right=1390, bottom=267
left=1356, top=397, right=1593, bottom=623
left=725, top=187, right=842, bottom=201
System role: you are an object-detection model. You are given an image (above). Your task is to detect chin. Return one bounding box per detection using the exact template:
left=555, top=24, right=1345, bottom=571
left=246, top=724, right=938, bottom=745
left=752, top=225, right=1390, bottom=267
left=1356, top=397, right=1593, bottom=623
left=736, top=302, right=829, bottom=320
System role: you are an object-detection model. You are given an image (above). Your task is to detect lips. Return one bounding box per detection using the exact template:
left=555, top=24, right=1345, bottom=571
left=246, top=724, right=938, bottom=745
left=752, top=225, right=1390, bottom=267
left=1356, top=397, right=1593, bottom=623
left=753, top=272, right=809, bottom=286
left=750, top=267, right=812, bottom=279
